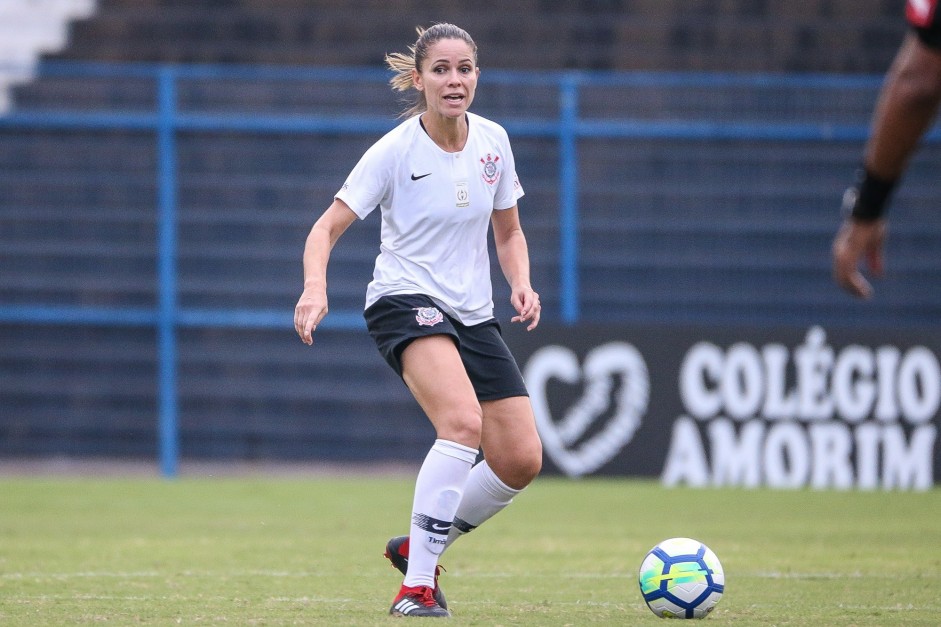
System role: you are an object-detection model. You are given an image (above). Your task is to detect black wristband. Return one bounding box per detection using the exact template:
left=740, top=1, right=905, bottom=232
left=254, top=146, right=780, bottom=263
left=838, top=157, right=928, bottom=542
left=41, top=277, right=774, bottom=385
left=841, top=167, right=896, bottom=221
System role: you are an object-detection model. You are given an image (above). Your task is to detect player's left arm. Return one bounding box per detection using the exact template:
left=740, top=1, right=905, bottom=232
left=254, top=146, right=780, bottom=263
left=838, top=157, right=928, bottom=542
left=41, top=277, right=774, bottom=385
left=491, top=205, right=540, bottom=330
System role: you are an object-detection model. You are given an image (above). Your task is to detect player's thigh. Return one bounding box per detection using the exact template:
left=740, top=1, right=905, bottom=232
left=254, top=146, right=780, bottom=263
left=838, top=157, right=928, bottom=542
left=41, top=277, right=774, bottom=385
left=401, top=334, right=482, bottom=445
left=479, top=395, right=543, bottom=489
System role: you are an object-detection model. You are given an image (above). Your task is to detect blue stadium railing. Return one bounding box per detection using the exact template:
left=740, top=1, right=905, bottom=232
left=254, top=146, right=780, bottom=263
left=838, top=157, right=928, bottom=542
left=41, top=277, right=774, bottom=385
left=0, top=62, right=935, bottom=476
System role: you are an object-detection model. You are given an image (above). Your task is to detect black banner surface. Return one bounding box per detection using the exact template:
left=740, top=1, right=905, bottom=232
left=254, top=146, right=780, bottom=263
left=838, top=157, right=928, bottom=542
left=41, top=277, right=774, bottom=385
left=504, top=324, right=939, bottom=490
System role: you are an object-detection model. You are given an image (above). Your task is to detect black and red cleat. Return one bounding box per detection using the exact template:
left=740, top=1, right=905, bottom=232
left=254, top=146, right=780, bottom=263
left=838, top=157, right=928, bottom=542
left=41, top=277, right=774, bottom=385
left=384, top=535, right=448, bottom=611
left=389, top=584, right=450, bottom=618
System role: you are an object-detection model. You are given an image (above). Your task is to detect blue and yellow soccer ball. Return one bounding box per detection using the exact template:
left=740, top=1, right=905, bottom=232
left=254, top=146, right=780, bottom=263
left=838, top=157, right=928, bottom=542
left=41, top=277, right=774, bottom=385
left=638, top=537, right=725, bottom=619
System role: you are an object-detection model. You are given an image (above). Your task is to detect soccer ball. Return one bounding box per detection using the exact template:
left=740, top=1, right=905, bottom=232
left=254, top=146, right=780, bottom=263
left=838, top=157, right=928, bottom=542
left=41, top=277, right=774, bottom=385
left=638, top=537, right=725, bottom=619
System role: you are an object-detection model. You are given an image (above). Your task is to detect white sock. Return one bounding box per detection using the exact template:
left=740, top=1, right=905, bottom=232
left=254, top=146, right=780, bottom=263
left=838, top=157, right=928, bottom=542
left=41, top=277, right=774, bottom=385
left=404, top=439, right=478, bottom=589
left=445, top=460, right=521, bottom=550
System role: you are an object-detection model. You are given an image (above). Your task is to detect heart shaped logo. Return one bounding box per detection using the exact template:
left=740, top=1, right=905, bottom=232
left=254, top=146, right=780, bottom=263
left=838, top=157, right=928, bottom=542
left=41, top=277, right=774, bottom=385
left=524, top=342, right=649, bottom=477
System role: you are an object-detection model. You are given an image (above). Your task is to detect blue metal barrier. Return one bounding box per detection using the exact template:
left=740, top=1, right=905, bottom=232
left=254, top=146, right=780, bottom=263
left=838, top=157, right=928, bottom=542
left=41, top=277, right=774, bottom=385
left=3, top=61, right=935, bottom=476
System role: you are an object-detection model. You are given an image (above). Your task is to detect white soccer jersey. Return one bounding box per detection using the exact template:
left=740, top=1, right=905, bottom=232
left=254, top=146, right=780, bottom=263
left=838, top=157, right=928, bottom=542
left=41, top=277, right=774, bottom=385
left=335, top=111, right=525, bottom=325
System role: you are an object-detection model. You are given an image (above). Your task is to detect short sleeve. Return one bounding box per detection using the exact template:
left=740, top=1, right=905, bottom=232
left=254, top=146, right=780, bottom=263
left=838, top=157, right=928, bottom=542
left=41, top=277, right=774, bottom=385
left=493, top=133, right=524, bottom=210
left=335, top=139, right=394, bottom=219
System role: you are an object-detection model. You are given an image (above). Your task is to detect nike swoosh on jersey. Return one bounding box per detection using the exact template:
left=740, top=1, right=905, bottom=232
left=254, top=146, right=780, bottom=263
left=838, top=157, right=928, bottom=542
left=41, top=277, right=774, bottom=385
left=411, top=172, right=432, bottom=180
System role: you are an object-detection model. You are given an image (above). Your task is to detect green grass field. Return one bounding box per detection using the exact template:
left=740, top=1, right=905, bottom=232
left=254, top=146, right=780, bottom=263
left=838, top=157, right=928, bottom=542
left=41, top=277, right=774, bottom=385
left=1, top=474, right=939, bottom=625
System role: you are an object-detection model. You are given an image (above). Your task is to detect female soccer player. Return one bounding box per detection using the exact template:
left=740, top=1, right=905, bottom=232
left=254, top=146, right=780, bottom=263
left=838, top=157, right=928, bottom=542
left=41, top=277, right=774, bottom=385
left=294, top=23, right=543, bottom=618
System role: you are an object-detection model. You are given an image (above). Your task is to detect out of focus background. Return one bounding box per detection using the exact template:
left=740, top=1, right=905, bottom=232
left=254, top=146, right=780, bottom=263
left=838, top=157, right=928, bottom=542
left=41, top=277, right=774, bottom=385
left=0, top=0, right=938, bottom=484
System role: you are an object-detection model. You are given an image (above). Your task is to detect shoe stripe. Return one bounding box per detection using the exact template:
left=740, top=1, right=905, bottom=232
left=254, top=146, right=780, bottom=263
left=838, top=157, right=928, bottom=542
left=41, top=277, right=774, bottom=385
left=394, top=599, right=421, bottom=614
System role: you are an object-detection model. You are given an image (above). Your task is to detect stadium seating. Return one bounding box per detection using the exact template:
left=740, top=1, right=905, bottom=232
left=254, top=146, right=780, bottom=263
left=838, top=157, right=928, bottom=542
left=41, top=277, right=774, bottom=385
left=46, top=0, right=904, bottom=73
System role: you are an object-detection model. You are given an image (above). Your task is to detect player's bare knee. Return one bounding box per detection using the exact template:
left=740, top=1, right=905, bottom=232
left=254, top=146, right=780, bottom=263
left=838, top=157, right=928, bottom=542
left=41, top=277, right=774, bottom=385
left=490, top=448, right=541, bottom=489
left=436, top=406, right=483, bottom=447
left=517, top=446, right=543, bottom=486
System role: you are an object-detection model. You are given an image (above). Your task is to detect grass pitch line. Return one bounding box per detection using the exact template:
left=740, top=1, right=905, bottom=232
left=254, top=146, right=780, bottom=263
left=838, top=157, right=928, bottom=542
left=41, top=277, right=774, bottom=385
left=1, top=571, right=161, bottom=580
left=753, top=570, right=941, bottom=580
left=1, top=570, right=334, bottom=580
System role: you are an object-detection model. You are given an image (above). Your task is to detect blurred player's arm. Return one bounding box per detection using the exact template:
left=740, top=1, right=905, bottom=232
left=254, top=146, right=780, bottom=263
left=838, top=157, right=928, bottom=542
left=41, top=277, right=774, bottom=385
left=833, top=31, right=941, bottom=298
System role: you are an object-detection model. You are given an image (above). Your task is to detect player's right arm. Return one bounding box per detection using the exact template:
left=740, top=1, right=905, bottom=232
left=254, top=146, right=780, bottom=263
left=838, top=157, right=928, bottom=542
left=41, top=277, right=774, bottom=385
left=294, top=199, right=358, bottom=345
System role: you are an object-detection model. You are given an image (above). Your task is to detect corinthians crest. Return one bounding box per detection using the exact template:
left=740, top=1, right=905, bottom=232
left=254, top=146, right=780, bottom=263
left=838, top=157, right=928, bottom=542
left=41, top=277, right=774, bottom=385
left=480, top=153, right=501, bottom=185
left=414, top=307, right=444, bottom=327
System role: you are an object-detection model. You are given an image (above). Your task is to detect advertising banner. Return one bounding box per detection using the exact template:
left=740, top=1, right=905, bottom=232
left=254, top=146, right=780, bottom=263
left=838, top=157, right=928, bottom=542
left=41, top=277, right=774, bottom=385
left=504, top=324, right=939, bottom=490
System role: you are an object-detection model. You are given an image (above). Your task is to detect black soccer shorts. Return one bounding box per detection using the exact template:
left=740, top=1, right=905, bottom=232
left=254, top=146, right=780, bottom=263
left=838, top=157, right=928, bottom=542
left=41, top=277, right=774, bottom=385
left=364, top=293, right=529, bottom=401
